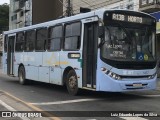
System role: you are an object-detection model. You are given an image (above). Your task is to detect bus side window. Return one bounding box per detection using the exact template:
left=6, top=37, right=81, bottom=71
left=25, top=30, right=36, bottom=51
left=36, top=28, right=47, bottom=51
left=48, top=25, right=62, bottom=51
left=16, top=32, right=25, bottom=52
left=64, top=22, right=81, bottom=50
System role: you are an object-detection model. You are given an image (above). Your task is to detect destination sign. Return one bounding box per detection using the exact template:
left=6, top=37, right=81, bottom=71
left=104, top=11, right=156, bottom=25
left=112, top=13, right=143, bottom=23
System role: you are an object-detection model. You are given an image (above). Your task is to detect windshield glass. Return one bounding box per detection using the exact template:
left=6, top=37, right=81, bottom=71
left=101, top=24, right=155, bottom=62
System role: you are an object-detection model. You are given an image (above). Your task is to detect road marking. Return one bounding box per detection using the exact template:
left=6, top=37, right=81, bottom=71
left=142, top=94, right=160, bottom=97
left=120, top=117, right=148, bottom=120
left=31, top=98, right=99, bottom=105
left=0, top=100, right=30, bottom=120
left=2, top=91, right=61, bottom=120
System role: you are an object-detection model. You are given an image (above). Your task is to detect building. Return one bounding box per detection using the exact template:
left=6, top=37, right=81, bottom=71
left=139, top=0, right=160, bottom=13
left=0, top=34, right=3, bottom=67
left=9, top=0, right=63, bottom=30
left=10, top=0, right=141, bottom=30
left=63, top=0, right=139, bottom=15
left=0, top=35, right=2, bottom=55
left=139, top=0, right=160, bottom=59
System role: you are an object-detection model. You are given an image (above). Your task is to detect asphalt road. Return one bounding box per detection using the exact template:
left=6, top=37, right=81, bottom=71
left=0, top=72, right=160, bottom=120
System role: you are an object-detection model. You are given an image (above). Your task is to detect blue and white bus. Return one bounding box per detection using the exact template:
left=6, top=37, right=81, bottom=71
left=3, top=9, right=157, bottom=95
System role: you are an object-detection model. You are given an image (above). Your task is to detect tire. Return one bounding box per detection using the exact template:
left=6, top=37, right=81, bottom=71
left=66, top=70, right=78, bottom=95
left=19, top=66, right=27, bottom=85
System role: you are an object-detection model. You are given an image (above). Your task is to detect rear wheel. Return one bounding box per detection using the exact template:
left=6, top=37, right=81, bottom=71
left=66, top=70, right=78, bottom=95
left=19, top=66, right=27, bottom=85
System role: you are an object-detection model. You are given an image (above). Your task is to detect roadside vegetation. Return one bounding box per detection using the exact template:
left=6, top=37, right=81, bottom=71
left=0, top=3, right=9, bottom=34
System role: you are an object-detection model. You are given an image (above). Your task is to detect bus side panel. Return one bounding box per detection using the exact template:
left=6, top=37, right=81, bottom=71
left=39, top=66, right=49, bottom=83
left=42, top=52, right=62, bottom=85
left=3, top=53, right=7, bottom=74
left=60, top=51, right=83, bottom=88
left=14, top=52, right=24, bottom=77
left=25, top=66, right=38, bottom=81
left=14, top=64, right=19, bottom=77
left=75, top=69, right=82, bottom=88
left=50, top=66, right=62, bottom=85
left=24, top=52, right=39, bottom=81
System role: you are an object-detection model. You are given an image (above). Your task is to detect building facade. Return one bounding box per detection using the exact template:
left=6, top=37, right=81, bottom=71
left=63, top=0, right=139, bottom=15
left=0, top=34, right=3, bottom=67
left=0, top=35, right=2, bottom=55
left=9, top=0, right=63, bottom=30
left=139, top=0, right=160, bottom=59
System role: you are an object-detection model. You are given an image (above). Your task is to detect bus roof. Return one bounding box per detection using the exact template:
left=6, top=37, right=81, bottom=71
left=4, top=8, right=155, bottom=35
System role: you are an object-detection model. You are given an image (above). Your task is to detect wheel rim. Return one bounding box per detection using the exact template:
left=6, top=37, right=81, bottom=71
left=68, top=75, right=77, bottom=89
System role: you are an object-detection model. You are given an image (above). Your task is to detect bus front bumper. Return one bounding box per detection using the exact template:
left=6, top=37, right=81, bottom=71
left=96, top=71, right=157, bottom=92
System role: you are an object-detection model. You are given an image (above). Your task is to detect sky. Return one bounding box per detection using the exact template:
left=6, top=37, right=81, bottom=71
left=0, top=0, right=10, bottom=5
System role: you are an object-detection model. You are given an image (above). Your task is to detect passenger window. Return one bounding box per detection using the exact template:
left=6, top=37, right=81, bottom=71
left=64, top=22, right=81, bottom=50
left=25, top=30, right=36, bottom=51
left=48, top=26, right=62, bottom=51
left=16, top=32, right=25, bottom=52
left=36, top=28, right=47, bottom=51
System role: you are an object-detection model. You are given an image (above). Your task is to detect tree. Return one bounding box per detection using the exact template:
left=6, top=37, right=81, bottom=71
left=0, top=3, right=9, bottom=34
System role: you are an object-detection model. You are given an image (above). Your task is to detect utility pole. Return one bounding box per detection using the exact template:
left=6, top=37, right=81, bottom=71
left=64, top=0, right=73, bottom=17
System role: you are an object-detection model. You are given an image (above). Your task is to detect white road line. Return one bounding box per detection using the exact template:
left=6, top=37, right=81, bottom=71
left=120, top=117, right=148, bottom=120
left=31, top=98, right=99, bottom=105
left=142, top=94, right=160, bottom=97
left=0, top=100, right=30, bottom=120
left=0, top=100, right=16, bottom=111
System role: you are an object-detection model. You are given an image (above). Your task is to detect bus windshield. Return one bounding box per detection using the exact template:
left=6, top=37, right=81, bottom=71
left=101, top=24, right=156, bottom=62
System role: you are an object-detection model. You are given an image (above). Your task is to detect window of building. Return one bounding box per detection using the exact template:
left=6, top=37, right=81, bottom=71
left=127, top=4, right=134, bottom=10
left=36, top=28, right=47, bottom=51
left=64, top=22, right=81, bottom=50
left=48, top=26, right=62, bottom=51
left=16, top=32, right=25, bottom=52
left=148, top=0, right=154, bottom=4
left=141, top=0, right=147, bottom=5
left=20, top=11, right=24, bottom=17
left=25, top=30, right=35, bottom=51
left=11, top=14, right=17, bottom=21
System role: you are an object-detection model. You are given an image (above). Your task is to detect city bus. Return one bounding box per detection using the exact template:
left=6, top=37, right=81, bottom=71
left=3, top=9, right=157, bottom=95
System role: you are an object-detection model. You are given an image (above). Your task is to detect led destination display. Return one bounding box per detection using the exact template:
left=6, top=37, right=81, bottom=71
left=104, top=11, right=156, bottom=25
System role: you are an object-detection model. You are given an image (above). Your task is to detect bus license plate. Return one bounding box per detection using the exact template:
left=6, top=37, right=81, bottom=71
left=133, top=83, right=142, bottom=87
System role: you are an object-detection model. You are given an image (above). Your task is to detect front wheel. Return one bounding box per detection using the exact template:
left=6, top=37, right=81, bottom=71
left=66, top=70, right=78, bottom=95
left=19, top=66, right=27, bottom=85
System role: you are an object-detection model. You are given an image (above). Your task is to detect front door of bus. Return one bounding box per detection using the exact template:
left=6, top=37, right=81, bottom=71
left=7, top=35, right=15, bottom=75
left=83, top=22, right=98, bottom=89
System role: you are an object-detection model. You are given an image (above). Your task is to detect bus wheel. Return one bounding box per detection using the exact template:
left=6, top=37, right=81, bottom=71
left=19, top=66, right=27, bottom=85
left=66, top=70, right=78, bottom=95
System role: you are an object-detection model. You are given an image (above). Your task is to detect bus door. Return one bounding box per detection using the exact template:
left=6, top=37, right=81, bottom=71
left=82, top=19, right=98, bottom=89
left=7, top=35, right=15, bottom=75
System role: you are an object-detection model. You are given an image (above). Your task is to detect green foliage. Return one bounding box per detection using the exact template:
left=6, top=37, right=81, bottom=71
left=0, top=3, right=9, bottom=34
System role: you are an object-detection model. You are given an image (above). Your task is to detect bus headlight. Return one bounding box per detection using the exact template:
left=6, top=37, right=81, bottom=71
left=101, top=67, right=121, bottom=80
